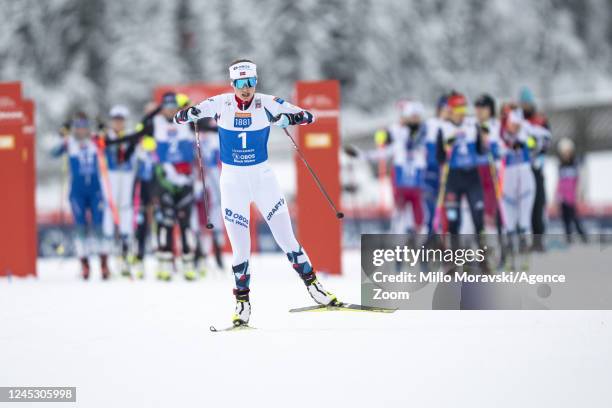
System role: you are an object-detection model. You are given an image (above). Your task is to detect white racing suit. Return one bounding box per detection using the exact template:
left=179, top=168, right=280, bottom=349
left=176, top=93, right=326, bottom=297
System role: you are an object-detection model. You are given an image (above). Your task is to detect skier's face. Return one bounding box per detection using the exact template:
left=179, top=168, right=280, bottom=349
left=560, top=149, right=572, bottom=161
left=450, top=107, right=466, bottom=124
left=475, top=106, right=491, bottom=123
left=507, top=121, right=520, bottom=134
left=400, top=114, right=421, bottom=127
left=233, top=79, right=256, bottom=101
left=110, top=117, right=125, bottom=133
left=438, top=105, right=450, bottom=121
left=74, top=126, right=89, bottom=140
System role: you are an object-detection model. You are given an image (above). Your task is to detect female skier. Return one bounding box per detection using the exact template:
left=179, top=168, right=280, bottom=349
left=174, top=59, right=337, bottom=326
left=53, top=112, right=110, bottom=279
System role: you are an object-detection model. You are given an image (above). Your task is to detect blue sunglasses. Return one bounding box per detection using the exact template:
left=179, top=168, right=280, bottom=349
left=233, top=77, right=257, bottom=89
left=72, top=118, right=90, bottom=129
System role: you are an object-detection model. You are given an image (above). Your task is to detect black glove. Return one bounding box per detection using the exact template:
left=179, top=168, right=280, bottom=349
left=176, top=106, right=202, bottom=123
left=344, top=145, right=359, bottom=158
left=273, top=111, right=310, bottom=127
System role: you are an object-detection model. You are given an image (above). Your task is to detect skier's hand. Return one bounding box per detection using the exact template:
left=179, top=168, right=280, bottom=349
left=273, top=113, right=291, bottom=128
left=176, top=106, right=202, bottom=123
left=187, top=106, right=202, bottom=122
left=59, top=122, right=71, bottom=138
left=343, top=145, right=360, bottom=158
left=93, top=135, right=106, bottom=149
left=479, top=124, right=490, bottom=148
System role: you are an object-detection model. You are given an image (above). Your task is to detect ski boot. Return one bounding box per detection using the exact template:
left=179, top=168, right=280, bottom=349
left=182, top=254, right=198, bottom=281
left=288, top=249, right=338, bottom=305
left=299, top=271, right=338, bottom=306
left=119, top=256, right=132, bottom=279
left=156, top=252, right=173, bottom=281
left=197, top=262, right=208, bottom=279
left=132, top=258, right=145, bottom=280
left=80, top=257, right=90, bottom=280
left=231, top=288, right=251, bottom=326
left=100, top=254, right=111, bottom=280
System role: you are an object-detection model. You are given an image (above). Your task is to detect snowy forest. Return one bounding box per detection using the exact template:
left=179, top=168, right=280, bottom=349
left=2, top=0, right=612, bottom=134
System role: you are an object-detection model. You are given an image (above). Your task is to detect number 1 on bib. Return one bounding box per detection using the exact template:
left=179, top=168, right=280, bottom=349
left=238, top=132, right=247, bottom=149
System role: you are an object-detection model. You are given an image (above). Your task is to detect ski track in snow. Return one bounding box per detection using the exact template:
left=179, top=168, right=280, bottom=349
left=1, top=251, right=610, bottom=407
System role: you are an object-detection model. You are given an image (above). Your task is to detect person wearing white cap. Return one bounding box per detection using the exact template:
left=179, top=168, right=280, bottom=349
left=102, top=104, right=135, bottom=277
left=174, top=58, right=337, bottom=327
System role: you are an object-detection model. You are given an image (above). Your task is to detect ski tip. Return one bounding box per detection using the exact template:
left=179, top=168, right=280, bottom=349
left=209, top=323, right=255, bottom=332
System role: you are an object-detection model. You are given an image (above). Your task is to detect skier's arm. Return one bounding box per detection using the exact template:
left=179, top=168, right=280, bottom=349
left=264, top=95, right=315, bottom=127
left=51, top=141, right=68, bottom=157
left=51, top=123, right=70, bottom=157
left=103, top=115, right=154, bottom=146
left=436, top=128, right=448, bottom=164
left=174, top=97, right=218, bottom=124
left=475, top=125, right=484, bottom=155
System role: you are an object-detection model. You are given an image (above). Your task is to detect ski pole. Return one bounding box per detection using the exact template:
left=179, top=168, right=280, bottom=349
left=282, top=127, right=344, bottom=219
left=194, top=120, right=214, bottom=229
left=488, top=152, right=505, bottom=228
left=432, top=161, right=449, bottom=233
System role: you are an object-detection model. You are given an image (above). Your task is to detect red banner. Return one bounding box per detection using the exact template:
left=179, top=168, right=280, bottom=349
left=0, top=82, right=36, bottom=277
left=294, top=80, right=342, bottom=275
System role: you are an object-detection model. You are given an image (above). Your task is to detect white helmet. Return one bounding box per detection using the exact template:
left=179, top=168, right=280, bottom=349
left=109, top=105, right=129, bottom=119
left=399, top=100, right=425, bottom=119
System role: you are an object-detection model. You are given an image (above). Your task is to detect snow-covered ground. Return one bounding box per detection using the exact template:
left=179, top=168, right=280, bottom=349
left=1, top=250, right=611, bottom=407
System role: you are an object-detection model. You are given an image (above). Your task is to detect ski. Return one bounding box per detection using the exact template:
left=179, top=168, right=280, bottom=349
left=209, top=323, right=255, bottom=333
left=289, top=303, right=397, bottom=314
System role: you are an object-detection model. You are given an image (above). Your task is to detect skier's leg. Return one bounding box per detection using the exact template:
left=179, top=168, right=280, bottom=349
left=466, top=171, right=485, bottom=235
left=208, top=168, right=225, bottom=269
left=409, top=188, right=425, bottom=233
left=516, top=165, right=535, bottom=253
left=69, top=193, right=89, bottom=279
left=518, top=165, right=536, bottom=233
left=561, top=202, right=573, bottom=242
left=176, top=185, right=197, bottom=280
left=220, top=167, right=253, bottom=324
left=118, top=170, right=134, bottom=259
left=423, top=172, right=439, bottom=235
left=502, top=166, right=520, bottom=263
left=571, top=205, right=587, bottom=242
left=391, top=187, right=409, bottom=234
left=135, top=180, right=150, bottom=261
left=531, top=167, right=546, bottom=250
left=253, top=165, right=336, bottom=305
left=155, top=189, right=175, bottom=280
left=190, top=199, right=208, bottom=275
left=444, top=171, right=462, bottom=235
left=102, top=171, right=117, bottom=256
left=90, top=189, right=110, bottom=279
